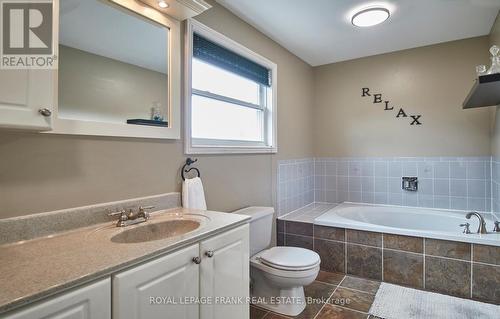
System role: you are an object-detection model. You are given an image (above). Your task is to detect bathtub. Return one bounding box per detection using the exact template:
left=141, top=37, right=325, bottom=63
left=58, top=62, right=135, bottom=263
left=315, top=202, right=500, bottom=246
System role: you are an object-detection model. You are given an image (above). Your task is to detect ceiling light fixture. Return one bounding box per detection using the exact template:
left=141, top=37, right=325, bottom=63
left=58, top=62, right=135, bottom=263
left=351, top=7, right=390, bottom=27
left=158, top=0, right=169, bottom=8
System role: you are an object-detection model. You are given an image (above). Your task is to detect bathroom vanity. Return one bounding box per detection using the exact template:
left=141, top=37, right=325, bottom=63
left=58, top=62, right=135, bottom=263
left=0, top=206, right=250, bottom=319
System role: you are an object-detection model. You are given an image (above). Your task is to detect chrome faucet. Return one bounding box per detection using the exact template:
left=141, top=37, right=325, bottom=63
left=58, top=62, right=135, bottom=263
left=465, top=211, right=487, bottom=234
left=108, top=206, right=155, bottom=227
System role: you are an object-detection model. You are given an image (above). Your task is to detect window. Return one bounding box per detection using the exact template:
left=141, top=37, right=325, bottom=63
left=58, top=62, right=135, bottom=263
left=185, top=20, right=277, bottom=154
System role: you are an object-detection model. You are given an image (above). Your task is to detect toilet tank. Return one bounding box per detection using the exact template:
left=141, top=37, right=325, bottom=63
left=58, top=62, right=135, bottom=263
left=233, top=207, right=274, bottom=256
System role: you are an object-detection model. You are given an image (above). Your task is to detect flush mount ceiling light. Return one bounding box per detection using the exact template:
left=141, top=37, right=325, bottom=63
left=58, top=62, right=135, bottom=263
left=351, top=7, right=390, bottom=27
left=158, top=0, right=169, bottom=8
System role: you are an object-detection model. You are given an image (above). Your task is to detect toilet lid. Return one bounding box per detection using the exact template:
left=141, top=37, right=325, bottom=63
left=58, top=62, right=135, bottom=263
left=259, top=247, right=320, bottom=270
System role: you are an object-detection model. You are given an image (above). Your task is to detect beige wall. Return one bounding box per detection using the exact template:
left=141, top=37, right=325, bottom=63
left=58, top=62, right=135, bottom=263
left=1, top=3, right=494, bottom=219
left=59, top=45, right=168, bottom=123
left=313, top=36, right=491, bottom=157
left=490, top=12, right=500, bottom=158
left=0, top=2, right=314, bottom=219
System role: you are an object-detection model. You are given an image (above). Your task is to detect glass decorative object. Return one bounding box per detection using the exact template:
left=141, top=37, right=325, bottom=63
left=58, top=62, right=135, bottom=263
left=487, top=45, right=500, bottom=75
left=476, top=65, right=487, bottom=76
left=150, top=102, right=164, bottom=121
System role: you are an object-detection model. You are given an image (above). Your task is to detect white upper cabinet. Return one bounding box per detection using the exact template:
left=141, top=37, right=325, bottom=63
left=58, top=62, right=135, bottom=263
left=0, top=0, right=56, bottom=131
left=0, top=69, right=54, bottom=131
left=0, top=0, right=208, bottom=139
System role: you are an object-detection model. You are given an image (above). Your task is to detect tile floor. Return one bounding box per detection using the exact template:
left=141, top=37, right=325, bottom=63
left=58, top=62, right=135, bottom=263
left=250, top=271, right=383, bottom=319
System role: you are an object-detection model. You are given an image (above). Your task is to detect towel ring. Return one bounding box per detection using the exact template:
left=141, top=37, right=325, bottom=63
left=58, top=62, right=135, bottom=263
left=181, top=158, right=201, bottom=181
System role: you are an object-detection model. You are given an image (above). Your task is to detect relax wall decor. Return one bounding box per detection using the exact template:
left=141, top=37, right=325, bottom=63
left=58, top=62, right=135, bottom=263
left=362, top=88, right=423, bottom=125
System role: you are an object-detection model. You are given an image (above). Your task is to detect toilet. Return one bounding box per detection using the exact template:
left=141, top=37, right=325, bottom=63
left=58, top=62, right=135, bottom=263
left=234, top=207, right=320, bottom=316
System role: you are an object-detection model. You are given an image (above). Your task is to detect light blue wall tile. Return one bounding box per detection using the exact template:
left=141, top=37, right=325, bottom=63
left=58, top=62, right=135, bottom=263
left=374, top=161, right=388, bottom=177
left=434, top=162, right=450, bottom=179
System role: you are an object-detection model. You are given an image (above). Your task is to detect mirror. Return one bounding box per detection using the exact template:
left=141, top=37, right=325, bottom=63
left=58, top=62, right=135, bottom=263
left=58, top=0, right=169, bottom=127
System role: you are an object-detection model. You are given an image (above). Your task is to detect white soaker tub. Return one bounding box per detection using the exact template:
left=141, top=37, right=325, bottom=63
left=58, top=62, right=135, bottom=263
left=314, top=202, right=500, bottom=246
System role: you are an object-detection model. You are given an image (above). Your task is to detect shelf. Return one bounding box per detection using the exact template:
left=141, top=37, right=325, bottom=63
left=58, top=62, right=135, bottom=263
left=463, top=73, right=500, bottom=109
left=126, top=119, right=168, bottom=127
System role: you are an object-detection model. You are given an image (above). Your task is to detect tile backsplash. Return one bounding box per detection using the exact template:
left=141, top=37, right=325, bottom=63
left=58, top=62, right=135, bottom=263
left=278, top=157, right=492, bottom=216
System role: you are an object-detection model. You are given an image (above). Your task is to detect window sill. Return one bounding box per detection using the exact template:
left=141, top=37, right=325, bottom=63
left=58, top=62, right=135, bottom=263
left=186, top=145, right=277, bottom=155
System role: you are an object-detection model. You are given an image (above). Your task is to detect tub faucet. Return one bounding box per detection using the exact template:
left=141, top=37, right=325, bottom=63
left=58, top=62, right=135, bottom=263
left=465, top=212, right=487, bottom=234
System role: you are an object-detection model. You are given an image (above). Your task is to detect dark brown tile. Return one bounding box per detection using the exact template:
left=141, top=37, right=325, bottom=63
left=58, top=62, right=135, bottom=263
left=383, top=233, right=423, bottom=253
left=293, top=281, right=336, bottom=319
left=425, top=256, right=471, bottom=298
left=472, top=263, right=500, bottom=304
left=330, top=287, right=375, bottom=312
left=277, top=219, right=285, bottom=233
left=347, top=244, right=382, bottom=280
left=277, top=232, right=284, bottom=246
left=383, top=250, right=423, bottom=289
left=473, top=244, right=500, bottom=265
left=316, top=304, right=367, bottom=319
left=367, top=316, right=383, bottom=319
left=346, top=229, right=382, bottom=247
left=262, top=313, right=289, bottom=319
left=286, top=234, right=313, bottom=250
left=286, top=221, right=313, bottom=236
left=314, top=225, right=345, bottom=241
left=250, top=305, right=268, bottom=319
left=425, top=238, right=471, bottom=261
left=340, top=276, right=380, bottom=295
left=314, top=239, right=345, bottom=273
left=316, top=271, right=345, bottom=285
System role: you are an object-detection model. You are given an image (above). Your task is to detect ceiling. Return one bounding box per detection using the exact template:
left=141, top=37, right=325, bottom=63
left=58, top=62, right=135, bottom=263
left=60, top=0, right=168, bottom=74
left=216, top=0, right=500, bottom=66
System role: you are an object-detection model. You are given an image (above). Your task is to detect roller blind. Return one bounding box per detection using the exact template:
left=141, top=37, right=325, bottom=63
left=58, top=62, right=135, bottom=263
left=193, top=33, right=271, bottom=87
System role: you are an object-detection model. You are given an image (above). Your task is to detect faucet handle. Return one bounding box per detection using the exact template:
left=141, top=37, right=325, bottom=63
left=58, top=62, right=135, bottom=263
left=460, top=223, right=471, bottom=234
left=108, top=209, right=126, bottom=217
left=138, top=206, right=155, bottom=220
left=493, top=221, right=500, bottom=232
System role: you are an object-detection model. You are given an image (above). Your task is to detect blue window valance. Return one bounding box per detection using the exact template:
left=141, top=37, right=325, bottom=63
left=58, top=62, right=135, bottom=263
left=193, top=33, right=271, bottom=87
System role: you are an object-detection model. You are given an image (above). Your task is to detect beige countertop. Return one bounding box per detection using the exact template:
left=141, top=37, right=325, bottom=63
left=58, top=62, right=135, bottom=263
left=0, top=208, right=250, bottom=314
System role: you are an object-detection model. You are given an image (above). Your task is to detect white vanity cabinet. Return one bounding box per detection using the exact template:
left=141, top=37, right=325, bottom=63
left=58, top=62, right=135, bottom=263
left=113, top=224, right=250, bottom=319
left=200, top=225, right=250, bottom=319
left=113, top=244, right=200, bottom=319
left=4, top=278, right=111, bottom=319
left=3, top=224, right=249, bottom=319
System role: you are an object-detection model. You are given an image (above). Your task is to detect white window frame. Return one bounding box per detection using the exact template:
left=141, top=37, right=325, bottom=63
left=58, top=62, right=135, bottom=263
left=184, top=19, right=278, bottom=154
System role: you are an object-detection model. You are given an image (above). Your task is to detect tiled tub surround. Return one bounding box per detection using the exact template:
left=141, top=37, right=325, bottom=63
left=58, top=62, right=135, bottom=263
left=277, top=158, right=315, bottom=216
left=277, top=217, right=500, bottom=305
left=493, top=157, right=500, bottom=214
left=315, top=157, right=492, bottom=212
left=278, top=157, right=492, bottom=216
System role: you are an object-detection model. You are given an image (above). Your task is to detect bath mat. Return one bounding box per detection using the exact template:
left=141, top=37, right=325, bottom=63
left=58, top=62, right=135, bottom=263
left=369, top=283, right=500, bottom=319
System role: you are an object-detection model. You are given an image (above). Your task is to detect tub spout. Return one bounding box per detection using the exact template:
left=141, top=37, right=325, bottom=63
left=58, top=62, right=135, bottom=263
left=465, top=212, right=487, bottom=234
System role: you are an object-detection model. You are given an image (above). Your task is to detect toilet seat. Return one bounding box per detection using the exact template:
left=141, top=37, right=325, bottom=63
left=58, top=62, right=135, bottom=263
left=259, top=247, right=320, bottom=271
left=251, top=247, right=321, bottom=279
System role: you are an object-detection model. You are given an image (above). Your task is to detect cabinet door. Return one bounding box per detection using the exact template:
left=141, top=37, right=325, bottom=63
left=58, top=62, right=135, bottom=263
left=5, top=278, right=110, bottom=319
left=200, top=224, right=250, bottom=319
left=0, top=69, right=54, bottom=130
left=113, top=244, right=200, bottom=319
